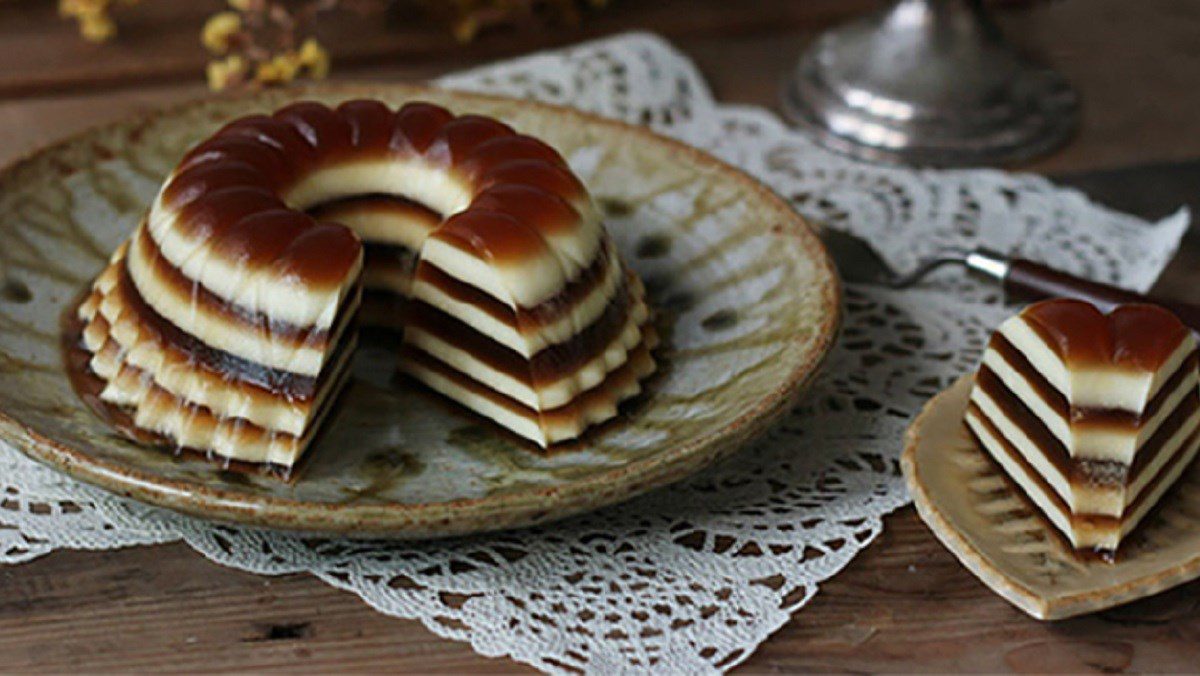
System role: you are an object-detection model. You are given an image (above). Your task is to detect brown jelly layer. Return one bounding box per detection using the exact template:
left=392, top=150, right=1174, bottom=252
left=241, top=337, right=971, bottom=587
left=166, top=186, right=361, bottom=289
left=401, top=323, right=653, bottom=424
left=1022, top=299, right=1191, bottom=371
left=990, top=332, right=1198, bottom=428
left=967, top=403, right=1117, bottom=531
left=359, top=291, right=407, bottom=329
left=112, top=260, right=356, bottom=400
left=63, top=307, right=313, bottom=479
left=975, top=365, right=1200, bottom=487
left=135, top=224, right=336, bottom=345
left=1121, top=424, right=1200, bottom=524
left=1113, top=389, right=1198, bottom=482
left=414, top=240, right=612, bottom=329
left=968, top=400, right=1200, bottom=538
left=362, top=243, right=417, bottom=272
left=307, top=193, right=441, bottom=225
left=967, top=420, right=1118, bottom=562
left=466, top=183, right=583, bottom=238
left=103, top=345, right=353, bottom=448
left=405, top=277, right=634, bottom=388
left=362, top=288, right=408, bottom=310
left=160, top=100, right=587, bottom=288
left=431, top=209, right=559, bottom=266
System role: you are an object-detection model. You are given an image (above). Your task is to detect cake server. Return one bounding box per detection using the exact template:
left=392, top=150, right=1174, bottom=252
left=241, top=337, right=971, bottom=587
left=822, top=227, right=1200, bottom=332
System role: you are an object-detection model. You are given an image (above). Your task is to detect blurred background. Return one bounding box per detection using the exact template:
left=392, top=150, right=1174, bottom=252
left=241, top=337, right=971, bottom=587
left=3, top=4, right=1200, bottom=670
left=1, top=0, right=1197, bottom=174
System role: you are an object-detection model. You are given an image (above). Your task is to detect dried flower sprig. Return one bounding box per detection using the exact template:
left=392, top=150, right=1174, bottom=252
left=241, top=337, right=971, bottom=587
left=58, top=0, right=140, bottom=42
left=202, top=0, right=334, bottom=90
left=60, top=0, right=606, bottom=90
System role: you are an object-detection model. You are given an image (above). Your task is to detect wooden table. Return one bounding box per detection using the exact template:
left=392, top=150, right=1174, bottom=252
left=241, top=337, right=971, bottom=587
left=3, top=0, right=1200, bottom=671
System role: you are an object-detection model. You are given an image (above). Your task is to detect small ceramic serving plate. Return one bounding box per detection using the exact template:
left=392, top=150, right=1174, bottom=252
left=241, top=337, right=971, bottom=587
left=0, top=83, right=839, bottom=539
left=904, top=376, right=1200, bottom=620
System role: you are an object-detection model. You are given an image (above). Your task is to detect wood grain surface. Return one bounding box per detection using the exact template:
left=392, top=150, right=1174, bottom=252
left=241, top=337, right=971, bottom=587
left=2, top=0, right=1200, bottom=671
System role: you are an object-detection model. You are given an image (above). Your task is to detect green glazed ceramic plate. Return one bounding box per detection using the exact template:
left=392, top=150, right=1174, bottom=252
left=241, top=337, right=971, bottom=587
left=0, top=84, right=839, bottom=538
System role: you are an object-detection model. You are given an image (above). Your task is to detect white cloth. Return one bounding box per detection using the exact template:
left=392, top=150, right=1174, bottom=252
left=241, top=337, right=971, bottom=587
left=0, top=32, right=1189, bottom=674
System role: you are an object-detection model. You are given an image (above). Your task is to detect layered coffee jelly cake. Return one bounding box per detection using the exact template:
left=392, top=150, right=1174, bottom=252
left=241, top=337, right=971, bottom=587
left=71, top=100, right=657, bottom=469
left=965, top=299, right=1200, bottom=553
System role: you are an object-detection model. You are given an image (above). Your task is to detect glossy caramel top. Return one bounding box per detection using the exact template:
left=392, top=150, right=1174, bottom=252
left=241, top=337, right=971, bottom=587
left=1022, top=298, right=1190, bottom=371
left=158, top=100, right=589, bottom=287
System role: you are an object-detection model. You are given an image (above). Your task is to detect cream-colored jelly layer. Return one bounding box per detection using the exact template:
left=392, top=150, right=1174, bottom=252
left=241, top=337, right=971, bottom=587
left=404, top=275, right=650, bottom=411
left=969, top=405, right=1200, bottom=552
left=80, top=255, right=356, bottom=436
left=309, top=198, right=619, bottom=360
left=84, top=308, right=354, bottom=439
left=348, top=249, right=414, bottom=294
left=363, top=261, right=413, bottom=295
left=291, top=158, right=605, bottom=306
left=312, top=197, right=440, bottom=250
left=417, top=228, right=568, bottom=310
left=126, top=359, right=352, bottom=467
left=411, top=236, right=623, bottom=358
left=83, top=292, right=355, bottom=466
left=86, top=307, right=293, bottom=434
left=965, top=407, right=1081, bottom=547
left=128, top=224, right=353, bottom=377
left=970, top=382, right=1200, bottom=517
left=1000, top=315, right=1197, bottom=412
left=403, top=325, right=658, bottom=447
left=81, top=248, right=646, bottom=451
left=287, top=160, right=603, bottom=278
left=983, top=346, right=1200, bottom=464
left=147, top=194, right=359, bottom=330
left=284, top=159, right=473, bottom=224
left=1117, top=430, right=1200, bottom=541
left=332, top=198, right=621, bottom=355
left=343, top=206, right=622, bottom=355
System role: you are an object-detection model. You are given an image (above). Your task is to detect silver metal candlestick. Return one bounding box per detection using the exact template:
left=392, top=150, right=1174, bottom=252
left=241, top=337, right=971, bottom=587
left=781, top=0, right=1078, bottom=166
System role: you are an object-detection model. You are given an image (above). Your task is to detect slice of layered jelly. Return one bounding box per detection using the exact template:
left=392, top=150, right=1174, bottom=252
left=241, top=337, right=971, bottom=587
left=965, top=298, right=1200, bottom=554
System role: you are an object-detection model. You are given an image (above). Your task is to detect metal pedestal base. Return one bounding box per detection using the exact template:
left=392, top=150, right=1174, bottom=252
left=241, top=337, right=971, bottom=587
left=782, top=0, right=1078, bottom=166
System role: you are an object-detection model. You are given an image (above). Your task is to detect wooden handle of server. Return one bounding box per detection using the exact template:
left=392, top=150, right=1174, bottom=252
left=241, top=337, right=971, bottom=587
left=1004, top=258, right=1200, bottom=334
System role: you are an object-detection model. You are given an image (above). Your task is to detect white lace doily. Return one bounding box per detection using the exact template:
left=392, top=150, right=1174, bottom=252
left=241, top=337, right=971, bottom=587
left=0, top=33, right=1190, bottom=673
